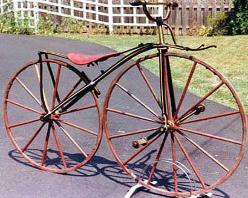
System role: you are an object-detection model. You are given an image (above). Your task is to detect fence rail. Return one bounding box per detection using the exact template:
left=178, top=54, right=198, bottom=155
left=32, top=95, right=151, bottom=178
left=0, top=0, right=233, bottom=35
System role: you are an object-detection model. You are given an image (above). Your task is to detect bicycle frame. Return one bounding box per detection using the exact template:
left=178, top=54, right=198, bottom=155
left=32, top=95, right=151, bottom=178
left=39, top=16, right=177, bottom=125
left=4, top=1, right=247, bottom=194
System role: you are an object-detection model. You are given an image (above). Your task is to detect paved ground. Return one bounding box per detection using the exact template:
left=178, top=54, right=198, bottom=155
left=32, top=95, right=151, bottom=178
left=0, top=34, right=247, bottom=198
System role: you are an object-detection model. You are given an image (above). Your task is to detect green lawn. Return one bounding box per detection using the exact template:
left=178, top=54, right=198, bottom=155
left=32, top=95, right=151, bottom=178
left=55, top=33, right=248, bottom=112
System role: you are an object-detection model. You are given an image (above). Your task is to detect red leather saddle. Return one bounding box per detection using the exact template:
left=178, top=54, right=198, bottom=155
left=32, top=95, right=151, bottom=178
left=67, top=52, right=120, bottom=65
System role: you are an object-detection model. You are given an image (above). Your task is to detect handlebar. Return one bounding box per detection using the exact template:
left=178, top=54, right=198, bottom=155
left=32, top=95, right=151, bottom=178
left=129, top=0, right=215, bottom=50
left=130, top=0, right=178, bottom=7
left=130, top=0, right=178, bottom=22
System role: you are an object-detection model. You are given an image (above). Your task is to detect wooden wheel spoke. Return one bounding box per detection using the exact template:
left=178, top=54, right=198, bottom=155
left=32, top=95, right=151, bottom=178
left=34, top=64, right=50, bottom=110
left=58, top=119, right=98, bottom=136
left=47, top=63, right=61, bottom=106
left=58, top=104, right=97, bottom=115
left=9, top=118, right=40, bottom=129
left=109, top=127, right=160, bottom=139
left=7, top=99, right=43, bottom=115
left=171, top=133, right=178, bottom=192
left=116, top=83, right=161, bottom=119
left=180, top=111, right=240, bottom=125
left=52, top=64, right=62, bottom=108
left=136, top=63, right=161, bottom=108
left=22, top=123, right=46, bottom=152
left=174, top=134, right=206, bottom=189
left=174, top=62, right=197, bottom=118
left=123, top=131, right=163, bottom=165
left=55, top=121, right=88, bottom=158
left=176, top=126, right=242, bottom=145
left=16, top=77, right=42, bottom=107
left=107, top=108, right=163, bottom=124
left=177, top=81, right=224, bottom=122
left=179, top=133, right=229, bottom=172
left=41, top=123, right=52, bottom=166
left=147, top=133, right=168, bottom=183
left=51, top=124, right=67, bottom=168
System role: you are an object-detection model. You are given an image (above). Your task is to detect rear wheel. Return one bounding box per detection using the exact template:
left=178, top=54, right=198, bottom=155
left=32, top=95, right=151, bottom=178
left=103, top=53, right=247, bottom=197
left=4, top=59, right=102, bottom=173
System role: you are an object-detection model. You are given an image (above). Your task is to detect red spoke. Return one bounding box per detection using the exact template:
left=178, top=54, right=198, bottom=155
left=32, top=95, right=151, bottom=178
left=175, top=126, right=242, bottom=145
left=58, top=104, right=97, bottom=115
left=9, top=118, right=40, bottom=129
left=180, top=133, right=229, bottom=172
left=41, top=123, right=52, bottom=166
left=58, top=119, right=98, bottom=136
left=16, top=77, right=42, bottom=107
left=7, top=99, right=43, bottom=115
left=22, top=123, right=46, bottom=152
left=174, top=62, right=197, bottom=118
left=137, top=63, right=161, bottom=108
left=107, top=108, right=163, bottom=124
left=174, top=134, right=206, bottom=189
left=123, top=131, right=163, bottom=165
left=52, top=124, right=67, bottom=169
left=147, top=133, right=168, bottom=183
left=177, top=81, right=224, bottom=122
left=55, top=121, right=88, bottom=158
left=180, top=111, right=240, bottom=125
left=171, top=133, right=178, bottom=193
left=52, top=64, right=62, bottom=108
left=116, top=83, right=161, bottom=119
left=109, top=127, right=160, bottom=139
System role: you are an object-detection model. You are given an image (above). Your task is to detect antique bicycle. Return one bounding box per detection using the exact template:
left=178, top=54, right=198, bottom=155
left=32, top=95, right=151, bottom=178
left=3, top=0, right=247, bottom=197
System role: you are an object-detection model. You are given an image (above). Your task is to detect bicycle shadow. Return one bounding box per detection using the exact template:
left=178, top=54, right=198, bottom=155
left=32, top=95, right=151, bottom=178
left=8, top=149, right=230, bottom=198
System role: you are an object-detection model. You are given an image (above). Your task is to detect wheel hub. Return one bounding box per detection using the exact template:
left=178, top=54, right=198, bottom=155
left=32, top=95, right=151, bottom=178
left=40, top=112, right=60, bottom=122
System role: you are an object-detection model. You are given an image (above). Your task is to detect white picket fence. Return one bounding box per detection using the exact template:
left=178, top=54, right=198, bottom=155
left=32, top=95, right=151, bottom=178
left=0, top=0, right=233, bottom=35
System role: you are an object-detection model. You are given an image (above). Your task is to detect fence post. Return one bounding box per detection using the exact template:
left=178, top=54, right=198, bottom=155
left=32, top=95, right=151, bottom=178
left=108, top=0, right=113, bottom=33
left=58, top=0, right=62, bottom=14
left=0, top=0, right=3, bottom=14
left=70, top=0, right=74, bottom=17
left=12, top=0, right=18, bottom=21
left=33, top=0, right=39, bottom=33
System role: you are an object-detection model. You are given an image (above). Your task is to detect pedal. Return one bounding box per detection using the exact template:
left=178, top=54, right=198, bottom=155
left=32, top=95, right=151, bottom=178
left=132, top=138, right=148, bottom=149
left=194, top=104, right=205, bottom=115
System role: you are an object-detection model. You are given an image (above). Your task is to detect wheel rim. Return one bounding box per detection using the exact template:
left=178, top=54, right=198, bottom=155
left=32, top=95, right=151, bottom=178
left=4, top=59, right=102, bottom=173
left=103, top=53, right=247, bottom=197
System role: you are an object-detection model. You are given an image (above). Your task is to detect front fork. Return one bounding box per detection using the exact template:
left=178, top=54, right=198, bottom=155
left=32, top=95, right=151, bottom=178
left=158, top=48, right=176, bottom=126
left=132, top=49, right=177, bottom=148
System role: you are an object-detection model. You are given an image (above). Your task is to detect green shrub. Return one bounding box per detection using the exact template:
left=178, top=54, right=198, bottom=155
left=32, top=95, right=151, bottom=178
left=37, top=15, right=60, bottom=35
left=59, top=17, right=85, bottom=33
left=197, top=26, right=212, bottom=36
left=15, top=17, right=34, bottom=35
left=0, top=12, right=34, bottom=34
left=0, top=11, right=16, bottom=33
left=206, top=12, right=229, bottom=36
left=228, top=0, right=248, bottom=35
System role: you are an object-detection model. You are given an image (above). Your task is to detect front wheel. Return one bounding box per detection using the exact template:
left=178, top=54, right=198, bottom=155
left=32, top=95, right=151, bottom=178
left=4, top=59, right=102, bottom=173
left=103, top=53, right=247, bottom=197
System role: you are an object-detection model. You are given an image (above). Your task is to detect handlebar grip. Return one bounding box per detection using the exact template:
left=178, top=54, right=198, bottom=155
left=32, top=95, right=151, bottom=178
left=129, top=0, right=145, bottom=6
left=168, top=1, right=179, bottom=8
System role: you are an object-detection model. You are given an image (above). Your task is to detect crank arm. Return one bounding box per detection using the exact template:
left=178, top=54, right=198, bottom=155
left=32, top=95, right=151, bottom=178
left=177, top=104, right=205, bottom=124
left=132, top=129, right=163, bottom=148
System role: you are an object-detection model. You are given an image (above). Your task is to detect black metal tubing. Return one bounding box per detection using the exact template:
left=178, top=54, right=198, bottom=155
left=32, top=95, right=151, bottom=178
left=164, top=54, right=176, bottom=115
left=41, top=43, right=159, bottom=120
left=38, top=52, right=49, bottom=113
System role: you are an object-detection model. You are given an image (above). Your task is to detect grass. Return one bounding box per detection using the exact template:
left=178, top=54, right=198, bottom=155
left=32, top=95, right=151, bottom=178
left=54, top=33, right=248, bottom=112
